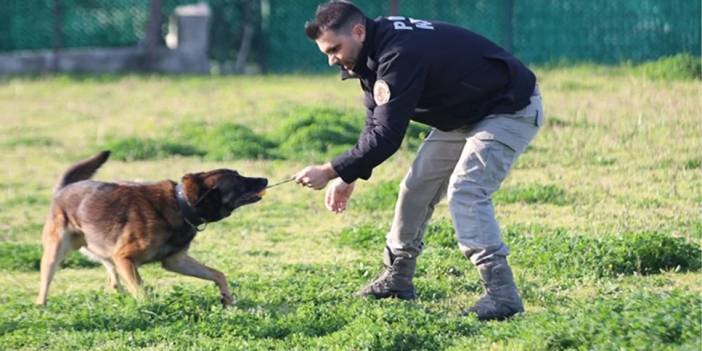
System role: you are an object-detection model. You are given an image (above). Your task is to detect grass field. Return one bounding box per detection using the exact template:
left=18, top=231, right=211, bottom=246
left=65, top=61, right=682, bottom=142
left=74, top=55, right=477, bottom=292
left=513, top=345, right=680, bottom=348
left=0, top=61, right=700, bottom=350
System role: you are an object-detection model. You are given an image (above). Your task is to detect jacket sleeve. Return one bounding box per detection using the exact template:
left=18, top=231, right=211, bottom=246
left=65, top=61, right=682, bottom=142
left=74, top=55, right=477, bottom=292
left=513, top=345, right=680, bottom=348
left=331, top=49, right=427, bottom=183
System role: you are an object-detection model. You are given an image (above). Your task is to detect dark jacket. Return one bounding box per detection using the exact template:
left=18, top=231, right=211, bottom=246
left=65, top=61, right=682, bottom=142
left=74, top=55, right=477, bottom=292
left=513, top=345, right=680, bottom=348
left=331, top=16, right=536, bottom=183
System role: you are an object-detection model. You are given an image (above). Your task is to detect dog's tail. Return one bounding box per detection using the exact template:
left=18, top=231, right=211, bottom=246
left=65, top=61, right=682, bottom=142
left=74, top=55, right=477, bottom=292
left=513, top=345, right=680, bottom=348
left=55, top=151, right=111, bottom=191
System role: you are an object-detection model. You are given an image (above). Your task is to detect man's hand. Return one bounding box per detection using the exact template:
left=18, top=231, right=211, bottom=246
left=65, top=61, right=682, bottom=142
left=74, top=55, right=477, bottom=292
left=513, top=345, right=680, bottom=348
left=294, top=163, right=337, bottom=190
left=325, top=178, right=355, bottom=213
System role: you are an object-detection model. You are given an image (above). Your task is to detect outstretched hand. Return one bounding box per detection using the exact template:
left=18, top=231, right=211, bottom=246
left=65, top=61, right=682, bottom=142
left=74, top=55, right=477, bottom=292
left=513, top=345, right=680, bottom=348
left=325, top=178, right=355, bottom=213
left=294, top=163, right=337, bottom=190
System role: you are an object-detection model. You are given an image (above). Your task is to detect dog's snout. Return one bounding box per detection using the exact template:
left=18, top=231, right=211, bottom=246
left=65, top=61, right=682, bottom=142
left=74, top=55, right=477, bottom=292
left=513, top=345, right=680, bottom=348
left=244, top=177, right=267, bottom=188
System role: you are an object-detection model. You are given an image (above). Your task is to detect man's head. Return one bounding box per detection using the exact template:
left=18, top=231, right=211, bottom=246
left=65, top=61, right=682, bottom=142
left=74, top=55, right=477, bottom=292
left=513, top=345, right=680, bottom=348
left=305, top=1, right=367, bottom=70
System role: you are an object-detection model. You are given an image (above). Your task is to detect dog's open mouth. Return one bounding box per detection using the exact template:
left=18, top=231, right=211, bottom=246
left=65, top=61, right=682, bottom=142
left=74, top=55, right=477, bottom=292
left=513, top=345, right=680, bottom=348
left=241, top=192, right=263, bottom=204
left=239, top=186, right=267, bottom=205
left=228, top=178, right=268, bottom=210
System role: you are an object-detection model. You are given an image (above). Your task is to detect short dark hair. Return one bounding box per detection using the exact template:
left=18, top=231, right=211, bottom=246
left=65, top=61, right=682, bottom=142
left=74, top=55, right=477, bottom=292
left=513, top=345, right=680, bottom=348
left=304, top=1, right=366, bottom=40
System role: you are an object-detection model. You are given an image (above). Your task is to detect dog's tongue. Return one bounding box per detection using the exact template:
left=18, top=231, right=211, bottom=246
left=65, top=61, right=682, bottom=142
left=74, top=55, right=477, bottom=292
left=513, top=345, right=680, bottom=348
left=257, top=189, right=266, bottom=197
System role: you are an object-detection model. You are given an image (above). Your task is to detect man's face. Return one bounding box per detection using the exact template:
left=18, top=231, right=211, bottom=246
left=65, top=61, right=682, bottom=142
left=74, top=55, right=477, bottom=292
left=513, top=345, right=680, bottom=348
left=315, top=24, right=365, bottom=71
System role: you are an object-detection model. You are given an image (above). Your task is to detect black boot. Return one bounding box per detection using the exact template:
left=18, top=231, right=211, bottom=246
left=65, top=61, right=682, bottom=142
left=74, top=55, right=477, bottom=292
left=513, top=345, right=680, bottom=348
left=464, top=256, right=524, bottom=320
left=355, top=246, right=416, bottom=300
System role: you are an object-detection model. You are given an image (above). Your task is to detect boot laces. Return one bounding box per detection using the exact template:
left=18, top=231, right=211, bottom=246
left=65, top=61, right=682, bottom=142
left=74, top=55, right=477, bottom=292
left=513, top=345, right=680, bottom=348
left=372, top=266, right=393, bottom=286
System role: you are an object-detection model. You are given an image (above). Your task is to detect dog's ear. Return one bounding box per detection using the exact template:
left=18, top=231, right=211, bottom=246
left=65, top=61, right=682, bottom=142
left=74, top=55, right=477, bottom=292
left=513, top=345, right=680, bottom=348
left=182, top=172, right=223, bottom=220
left=181, top=173, right=203, bottom=205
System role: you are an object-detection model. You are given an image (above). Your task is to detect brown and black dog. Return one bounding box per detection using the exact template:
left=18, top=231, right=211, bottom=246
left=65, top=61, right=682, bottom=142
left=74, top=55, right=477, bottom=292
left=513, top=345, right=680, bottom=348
left=36, top=151, right=267, bottom=306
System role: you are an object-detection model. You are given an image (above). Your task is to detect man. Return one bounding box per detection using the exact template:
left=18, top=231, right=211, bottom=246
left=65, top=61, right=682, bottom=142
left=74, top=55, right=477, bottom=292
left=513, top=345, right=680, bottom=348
left=294, top=0, right=543, bottom=321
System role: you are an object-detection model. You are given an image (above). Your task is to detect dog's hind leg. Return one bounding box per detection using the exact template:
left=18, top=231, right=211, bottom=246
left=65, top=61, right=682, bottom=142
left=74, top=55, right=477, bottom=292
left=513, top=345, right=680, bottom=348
left=102, top=258, right=122, bottom=292
left=113, top=257, right=144, bottom=299
left=161, top=252, right=234, bottom=307
left=36, top=222, right=71, bottom=306
left=78, top=247, right=122, bottom=292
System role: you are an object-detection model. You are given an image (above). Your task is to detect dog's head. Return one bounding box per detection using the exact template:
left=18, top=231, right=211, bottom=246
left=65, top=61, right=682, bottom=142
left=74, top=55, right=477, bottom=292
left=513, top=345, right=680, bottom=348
left=181, top=169, right=268, bottom=222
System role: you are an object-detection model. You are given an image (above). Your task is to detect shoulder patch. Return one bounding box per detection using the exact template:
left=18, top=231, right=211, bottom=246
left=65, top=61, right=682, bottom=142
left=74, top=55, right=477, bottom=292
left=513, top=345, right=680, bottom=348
left=373, top=80, right=391, bottom=106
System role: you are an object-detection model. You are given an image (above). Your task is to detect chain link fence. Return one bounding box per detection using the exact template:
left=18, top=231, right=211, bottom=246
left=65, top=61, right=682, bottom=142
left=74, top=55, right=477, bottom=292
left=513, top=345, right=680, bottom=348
left=1, top=0, right=148, bottom=51
left=266, top=0, right=701, bottom=72
left=1, top=0, right=700, bottom=72
left=0, top=0, right=260, bottom=69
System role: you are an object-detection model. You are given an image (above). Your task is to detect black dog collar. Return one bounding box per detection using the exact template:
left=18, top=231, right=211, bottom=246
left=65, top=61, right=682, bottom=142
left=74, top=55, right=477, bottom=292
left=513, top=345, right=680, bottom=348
left=175, top=183, right=206, bottom=230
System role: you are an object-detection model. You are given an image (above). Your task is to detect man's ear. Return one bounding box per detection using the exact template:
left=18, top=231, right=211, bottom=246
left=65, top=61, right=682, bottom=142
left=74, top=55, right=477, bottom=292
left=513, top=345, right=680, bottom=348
left=352, top=23, right=366, bottom=42
left=181, top=173, right=202, bottom=205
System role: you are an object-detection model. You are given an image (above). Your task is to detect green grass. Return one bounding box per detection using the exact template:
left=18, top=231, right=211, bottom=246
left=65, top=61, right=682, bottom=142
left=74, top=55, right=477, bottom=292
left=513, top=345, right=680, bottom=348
left=493, top=183, right=569, bottom=205
left=0, top=243, right=99, bottom=271
left=503, top=226, right=702, bottom=279
left=338, top=220, right=702, bottom=279
left=0, top=59, right=700, bottom=349
left=4, top=136, right=59, bottom=147
left=351, top=180, right=400, bottom=212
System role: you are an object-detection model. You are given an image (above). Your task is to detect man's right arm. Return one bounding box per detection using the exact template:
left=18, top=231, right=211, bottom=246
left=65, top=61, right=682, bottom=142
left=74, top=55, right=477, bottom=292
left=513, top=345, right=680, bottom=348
left=331, top=49, right=427, bottom=184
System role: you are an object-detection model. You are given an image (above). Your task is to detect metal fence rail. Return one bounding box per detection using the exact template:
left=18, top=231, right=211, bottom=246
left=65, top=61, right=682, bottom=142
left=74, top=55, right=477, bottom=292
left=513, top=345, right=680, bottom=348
left=1, top=0, right=700, bottom=73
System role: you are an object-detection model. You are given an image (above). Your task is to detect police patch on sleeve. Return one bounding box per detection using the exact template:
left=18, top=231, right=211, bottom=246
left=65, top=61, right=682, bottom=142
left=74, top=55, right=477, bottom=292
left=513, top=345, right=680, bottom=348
left=373, top=80, right=391, bottom=106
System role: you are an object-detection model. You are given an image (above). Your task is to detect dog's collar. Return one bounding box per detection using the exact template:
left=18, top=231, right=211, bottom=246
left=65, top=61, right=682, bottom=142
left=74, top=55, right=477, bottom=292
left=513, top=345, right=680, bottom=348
left=175, top=183, right=207, bottom=231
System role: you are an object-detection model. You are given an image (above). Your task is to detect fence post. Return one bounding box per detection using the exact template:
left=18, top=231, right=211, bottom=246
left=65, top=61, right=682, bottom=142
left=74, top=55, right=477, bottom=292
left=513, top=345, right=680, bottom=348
left=144, top=0, right=163, bottom=67
left=51, top=0, right=63, bottom=72
left=389, top=0, right=399, bottom=16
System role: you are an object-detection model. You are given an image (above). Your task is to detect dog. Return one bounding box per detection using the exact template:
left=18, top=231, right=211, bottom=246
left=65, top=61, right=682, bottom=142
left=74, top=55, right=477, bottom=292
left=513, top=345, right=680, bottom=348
left=36, top=151, right=267, bottom=306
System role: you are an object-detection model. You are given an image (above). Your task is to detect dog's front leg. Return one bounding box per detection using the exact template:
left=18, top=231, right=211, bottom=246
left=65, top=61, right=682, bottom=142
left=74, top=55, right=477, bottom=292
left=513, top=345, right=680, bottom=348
left=161, top=252, right=234, bottom=307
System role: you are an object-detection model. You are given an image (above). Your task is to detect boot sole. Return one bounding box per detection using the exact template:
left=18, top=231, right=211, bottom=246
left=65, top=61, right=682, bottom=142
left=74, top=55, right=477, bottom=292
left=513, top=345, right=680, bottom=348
left=354, top=291, right=416, bottom=300
left=462, top=307, right=523, bottom=321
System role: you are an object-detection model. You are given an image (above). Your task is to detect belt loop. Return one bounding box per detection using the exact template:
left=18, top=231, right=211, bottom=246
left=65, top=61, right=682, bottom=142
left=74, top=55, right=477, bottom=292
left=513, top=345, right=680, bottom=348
left=534, top=110, right=539, bottom=127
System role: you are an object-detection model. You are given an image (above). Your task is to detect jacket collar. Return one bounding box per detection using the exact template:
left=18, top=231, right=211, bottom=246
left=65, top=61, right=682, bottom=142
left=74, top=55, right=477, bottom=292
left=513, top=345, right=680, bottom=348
left=340, top=17, right=377, bottom=80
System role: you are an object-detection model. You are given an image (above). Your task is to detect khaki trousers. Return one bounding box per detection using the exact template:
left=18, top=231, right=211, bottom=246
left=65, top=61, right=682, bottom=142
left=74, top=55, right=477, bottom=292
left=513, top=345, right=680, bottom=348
left=386, top=90, right=543, bottom=265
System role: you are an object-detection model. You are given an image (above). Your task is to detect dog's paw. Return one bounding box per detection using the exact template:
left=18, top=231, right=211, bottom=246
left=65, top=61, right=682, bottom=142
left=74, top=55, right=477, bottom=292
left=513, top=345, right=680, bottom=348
left=220, top=293, right=235, bottom=307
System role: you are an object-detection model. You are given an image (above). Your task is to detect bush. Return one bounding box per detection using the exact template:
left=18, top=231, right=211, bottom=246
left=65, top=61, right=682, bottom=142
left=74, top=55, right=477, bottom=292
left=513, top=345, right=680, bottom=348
left=101, top=107, right=432, bottom=163
left=174, top=122, right=278, bottom=160
left=271, top=107, right=362, bottom=160
left=634, top=53, right=701, bottom=80
left=103, top=137, right=203, bottom=161
left=684, top=158, right=701, bottom=170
